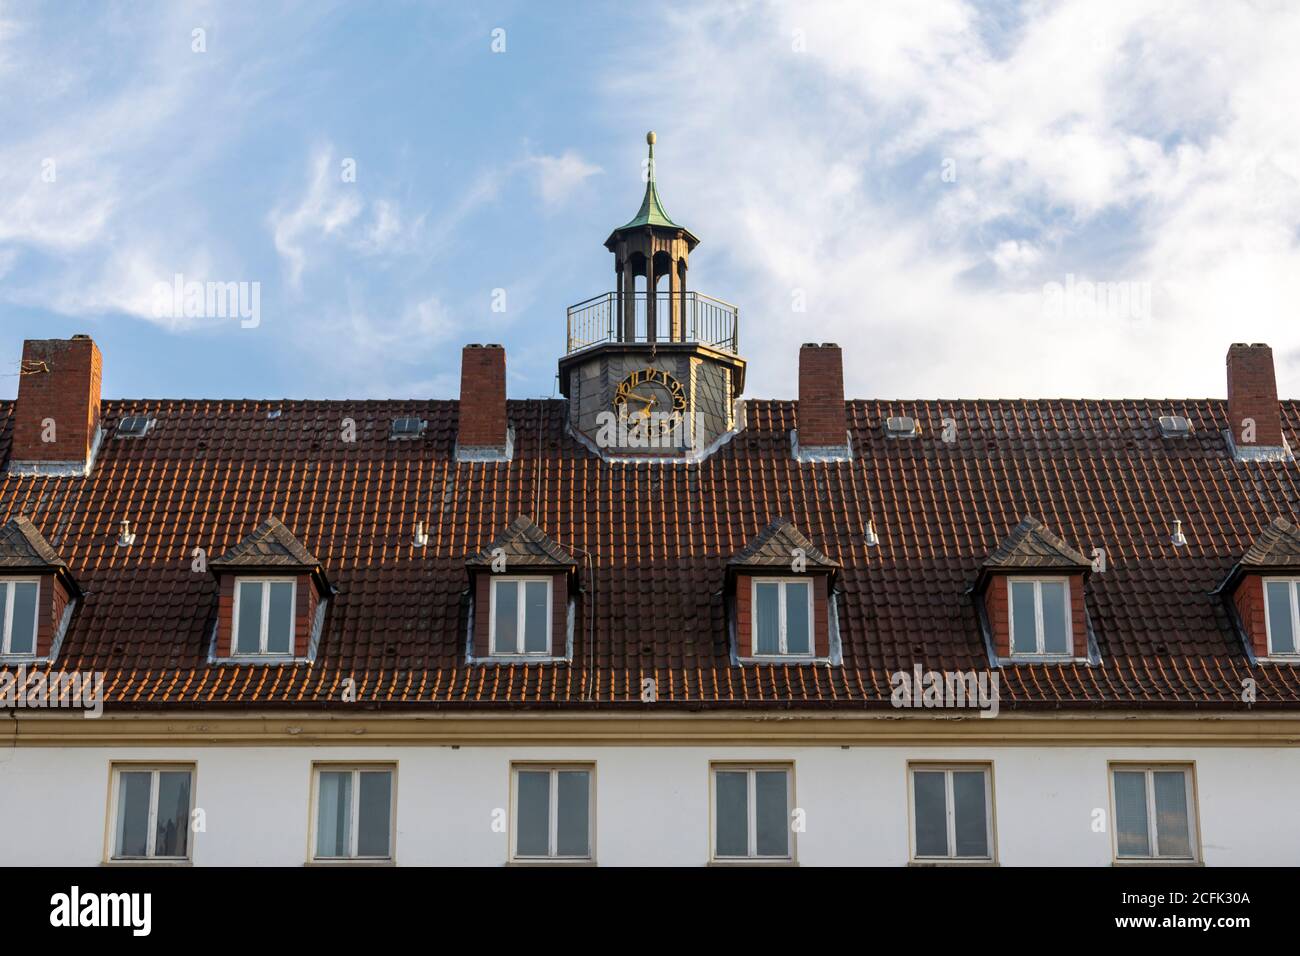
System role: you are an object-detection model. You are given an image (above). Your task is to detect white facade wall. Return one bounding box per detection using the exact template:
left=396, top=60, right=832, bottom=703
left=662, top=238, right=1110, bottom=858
left=2, top=743, right=1297, bottom=866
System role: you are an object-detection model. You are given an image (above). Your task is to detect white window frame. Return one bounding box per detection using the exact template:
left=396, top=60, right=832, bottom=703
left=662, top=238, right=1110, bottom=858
left=309, top=764, right=397, bottom=863
left=749, top=577, right=815, bottom=658
left=0, top=577, right=41, bottom=657
left=509, top=764, right=596, bottom=863
left=709, top=763, right=796, bottom=864
left=1006, top=575, right=1073, bottom=657
left=107, top=764, right=195, bottom=862
left=1109, top=763, right=1200, bottom=863
left=489, top=576, right=553, bottom=656
left=231, top=576, right=297, bottom=656
left=907, top=763, right=996, bottom=863
left=1262, top=577, right=1300, bottom=658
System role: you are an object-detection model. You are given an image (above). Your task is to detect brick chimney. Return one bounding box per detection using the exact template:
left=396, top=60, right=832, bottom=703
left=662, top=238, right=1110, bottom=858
left=797, top=342, right=848, bottom=452
left=457, top=344, right=510, bottom=459
left=1226, top=342, right=1284, bottom=450
left=9, top=335, right=103, bottom=475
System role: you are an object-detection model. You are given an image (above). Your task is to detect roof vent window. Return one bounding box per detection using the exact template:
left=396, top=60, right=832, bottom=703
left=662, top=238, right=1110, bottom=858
left=115, top=416, right=154, bottom=438
left=390, top=417, right=427, bottom=440
left=884, top=416, right=919, bottom=438
left=1158, top=415, right=1192, bottom=438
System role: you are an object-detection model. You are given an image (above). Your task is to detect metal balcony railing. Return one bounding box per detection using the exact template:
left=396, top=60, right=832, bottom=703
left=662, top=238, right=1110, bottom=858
left=566, top=291, right=739, bottom=354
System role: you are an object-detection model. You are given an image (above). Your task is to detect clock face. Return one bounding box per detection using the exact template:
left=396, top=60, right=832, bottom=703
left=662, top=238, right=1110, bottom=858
left=612, top=367, right=687, bottom=436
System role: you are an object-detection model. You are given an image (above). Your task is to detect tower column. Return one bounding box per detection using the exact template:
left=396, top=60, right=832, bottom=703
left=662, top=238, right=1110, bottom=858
left=668, top=251, right=682, bottom=340
left=646, top=237, right=657, bottom=342
left=620, top=258, right=634, bottom=341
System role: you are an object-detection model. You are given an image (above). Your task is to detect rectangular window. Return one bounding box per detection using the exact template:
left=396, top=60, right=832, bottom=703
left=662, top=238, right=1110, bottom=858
left=909, top=765, right=994, bottom=862
left=0, top=579, right=40, bottom=657
left=1008, top=577, right=1072, bottom=656
left=312, top=765, right=395, bottom=861
left=1111, top=765, right=1198, bottom=862
left=232, top=578, right=296, bottom=655
left=109, top=765, right=194, bottom=861
left=751, top=579, right=813, bottom=656
left=490, top=577, right=552, bottom=656
left=1263, top=578, right=1300, bottom=657
left=711, top=764, right=794, bottom=862
left=511, top=765, right=593, bottom=862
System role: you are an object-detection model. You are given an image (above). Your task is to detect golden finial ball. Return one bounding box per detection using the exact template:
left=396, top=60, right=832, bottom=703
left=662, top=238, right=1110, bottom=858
left=646, top=131, right=656, bottom=145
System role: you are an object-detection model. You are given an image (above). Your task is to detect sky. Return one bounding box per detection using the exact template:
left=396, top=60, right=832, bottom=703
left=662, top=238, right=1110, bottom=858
left=1, top=0, right=1298, bottom=403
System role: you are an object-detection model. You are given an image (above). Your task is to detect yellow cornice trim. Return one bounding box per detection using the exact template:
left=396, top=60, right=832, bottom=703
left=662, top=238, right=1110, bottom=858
left=4, top=711, right=1300, bottom=747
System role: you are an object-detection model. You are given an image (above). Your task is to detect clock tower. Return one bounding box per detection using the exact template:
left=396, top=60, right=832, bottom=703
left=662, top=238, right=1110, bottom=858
left=558, top=132, right=745, bottom=459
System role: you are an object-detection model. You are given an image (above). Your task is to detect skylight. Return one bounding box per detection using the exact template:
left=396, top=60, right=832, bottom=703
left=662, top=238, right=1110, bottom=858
left=1158, top=415, right=1192, bottom=438
left=884, top=416, right=919, bottom=438
left=390, top=417, right=427, bottom=440
left=115, top=416, right=153, bottom=438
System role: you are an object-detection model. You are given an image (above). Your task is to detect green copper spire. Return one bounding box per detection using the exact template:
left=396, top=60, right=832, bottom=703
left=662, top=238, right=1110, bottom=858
left=618, top=131, right=681, bottom=230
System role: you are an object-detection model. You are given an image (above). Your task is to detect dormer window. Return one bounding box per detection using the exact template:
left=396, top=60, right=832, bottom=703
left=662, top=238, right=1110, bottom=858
left=978, top=517, right=1090, bottom=663
left=233, top=578, right=297, bottom=655
left=0, top=517, right=81, bottom=663
left=1218, top=518, right=1300, bottom=661
left=0, top=579, right=40, bottom=657
left=752, top=578, right=812, bottom=656
left=209, top=517, right=331, bottom=663
left=1008, top=577, right=1071, bottom=657
left=1263, top=578, right=1300, bottom=657
left=490, top=577, right=552, bottom=656
left=466, top=516, right=577, bottom=664
left=729, top=518, right=838, bottom=663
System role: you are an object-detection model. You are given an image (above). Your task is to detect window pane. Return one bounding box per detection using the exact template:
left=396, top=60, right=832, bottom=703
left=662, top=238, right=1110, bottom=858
left=784, top=582, right=810, bottom=654
left=266, top=582, right=294, bottom=654
left=1266, top=581, right=1296, bottom=654
left=556, top=770, right=590, bottom=857
left=516, top=770, right=551, bottom=857
left=913, top=771, right=948, bottom=857
left=493, top=581, right=518, bottom=654
left=754, top=583, right=780, bottom=655
left=154, top=771, right=191, bottom=858
left=236, top=581, right=263, bottom=654
left=1040, top=581, right=1069, bottom=654
left=952, top=771, right=989, bottom=858
left=315, top=771, right=352, bottom=858
left=1010, top=581, right=1037, bottom=654
left=115, top=771, right=152, bottom=858
left=8, top=582, right=38, bottom=655
left=754, top=770, right=789, bottom=857
left=714, top=771, right=748, bottom=857
left=523, top=581, right=549, bottom=654
left=357, top=771, right=392, bottom=857
left=0, top=585, right=7, bottom=650
left=1153, top=771, right=1192, bottom=858
left=1114, top=771, right=1150, bottom=858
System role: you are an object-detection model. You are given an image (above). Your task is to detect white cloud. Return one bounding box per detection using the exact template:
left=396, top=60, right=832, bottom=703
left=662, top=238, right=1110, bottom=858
left=529, top=150, right=602, bottom=206
left=608, top=0, right=1300, bottom=399
left=268, top=148, right=365, bottom=288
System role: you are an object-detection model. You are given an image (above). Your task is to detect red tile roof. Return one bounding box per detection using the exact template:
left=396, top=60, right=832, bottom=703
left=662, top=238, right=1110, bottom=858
left=2, top=395, right=1299, bottom=711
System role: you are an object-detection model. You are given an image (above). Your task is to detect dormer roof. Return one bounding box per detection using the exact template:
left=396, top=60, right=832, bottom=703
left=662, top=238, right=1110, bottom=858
left=210, top=517, right=329, bottom=588
left=466, top=515, right=576, bottom=570
left=728, top=518, right=838, bottom=571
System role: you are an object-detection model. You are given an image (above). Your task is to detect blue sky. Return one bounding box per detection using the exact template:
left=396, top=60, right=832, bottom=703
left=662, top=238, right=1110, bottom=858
left=2, top=0, right=1299, bottom=403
